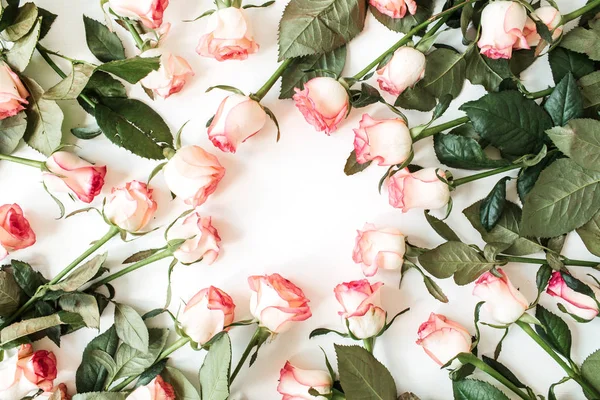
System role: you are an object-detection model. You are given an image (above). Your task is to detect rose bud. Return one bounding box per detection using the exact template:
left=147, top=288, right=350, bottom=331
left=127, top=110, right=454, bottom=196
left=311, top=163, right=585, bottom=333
left=416, top=313, right=472, bottom=366
left=376, top=47, right=426, bottom=97
left=353, top=114, right=413, bottom=166
left=163, top=145, right=225, bottom=207
left=39, top=383, right=70, bottom=400
left=166, top=210, right=221, bottom=265
left=352, top=223, right=405, bottom=277
left=248, top=273, right=312, bottom=333
left=0, top=204, right=36, bottom=260
left=208, top=94, right=267, bottom=153
left=17, top=346, right=57, bottom=392
left=0, top=62, right=28, bottom=120
left=126, top=375, right=175, bottom=400
left=107, top=0, right=168, bottom=29
left=103, top=181, right=157, bottom=232
left=277, top=361, right=333, bottom=399
left=478, top=1, right=529, bottom=59
left=547, top=272, right=600, bottom=321
left=473, top=268, right=528, bottom=324
left=523, top=6, right=562, bottom=47
left=43, top=151, right=106, bottom=204
left=293, top=77, right=349, bottom=135
left=387, top=167, right=450, bottom=212
left=334, top=280, right=386, bottom=339
left=180, top=286, right=235, bottom=345
left=197, top=7, right=259, bottom=61
left=370, top=0, right=416, bottom=19
left=140, top=49, right=194, bottom=99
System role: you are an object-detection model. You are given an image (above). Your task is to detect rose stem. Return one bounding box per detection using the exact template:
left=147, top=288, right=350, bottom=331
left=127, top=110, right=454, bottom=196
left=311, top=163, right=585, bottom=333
left=0, top=226, right=120, bottom=330
left=122, top=18, right=145, bottom=50
left=0, top=153, right=44, bottom=169
left=562, top=0, right=600, bottom=24
left=363, top=337, right=375, bottom=353
left=252, top=58, right=295, bottom=101
left=497, top=255, right=599, bottom=269
left=516, top=321, right=600, bottom=398
left=229, top=326, right=270, bottom=384
left=451, top=164, right=522, bottom=187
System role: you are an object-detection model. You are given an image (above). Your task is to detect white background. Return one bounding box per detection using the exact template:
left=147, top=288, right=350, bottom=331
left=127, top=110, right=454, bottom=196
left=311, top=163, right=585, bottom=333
left=1, top=0, right=597, bottom=399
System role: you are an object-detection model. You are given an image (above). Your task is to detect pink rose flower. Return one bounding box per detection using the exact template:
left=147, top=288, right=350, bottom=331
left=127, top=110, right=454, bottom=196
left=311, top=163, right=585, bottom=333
left=473, top=268, right=529, bottom=324
left=248, top=273, right=312, bottom=333
left=166, top=210, right=221, bottom=265
left=127, top=375, right=175, bottom=400
left=352, top=223, right=405, bottom=277
left=547, top=272, right=600, bottom=321
left=293, top=77, right=349, bottom=135
left=197, top=7, right=259, bottom=61
left=416, top=313, right=472, bottom=366
left=103, top=181, right=157, bottom=232
left=108, top=0, right=168, bottom=29
left=387, top=168, right=450, bottom=212
left=277, top=361, right=333, bottom=400
left=523, top=6, right=563, bottom=47
left=478, top=1, right=529, bottom=59
left=353, top=114, right=413, bottom=166
left=0, top=204, right=36, bottom=260
left=370, top=0, right=416, bottom=19
left=17, top=345, right=57, bottom=392
left=334, top=280, right=386, bottom=339
left=208, top=94, right=267, bottom=153
left=180, top=286, right=235, bottom=345
left=163, top=145, right=225, bottom=207
left=376, top=47, right=425, bottom=97
left=0, top=62, right=29, bottom=120
left=140, top=49, right=194, bottom=99
left=43, top=151, right=106, bottom=204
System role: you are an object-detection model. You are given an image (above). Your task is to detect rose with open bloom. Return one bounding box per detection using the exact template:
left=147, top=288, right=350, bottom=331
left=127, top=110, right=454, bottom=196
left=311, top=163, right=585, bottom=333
left=478, top=1, right=529, bottom=59
left=166, top=210, right=221, bottom=265
left=0, top=62, right=28, bottom=120
left=108, top=0, right=168, bottom=29
left=547, top=272, right=600, bottom=321
left=208, top=94, right=267, bottom=153
left=473, top=268, right=528, bottom=324
left=387, top=168, right=450, bottom=212
left=103, top=181, right=157, bottom=232
left=293, top=77, right=349, bottom=135
left=127, top=375, right=175, bottom=400
left=248, top=273, right=311, bottom=333
left=0, top=204, right=36, bottom=260
left=370, top=0, right=416, bottom=19
left=523, top=6, right=562, bottom=47
left=352, top=223, right=405, bottom=277
left=416, top=313, right=472, bottom=366
left=16, top=345, right=57, bottom=392
left=335, top=280, right=386, bottom=339
left=277, top=361, right=333, bottom=400
left=39, top=384, right=70, bottom=400
left=140, top=49, right=194, bottom=99
left=376, top=47, right=425, bottom=97
left=180, top=286, right=235, bottom=344
left=43, top=152, right=106, bottom=204
left=197, top=7, right=259, bottom=61
left=163, top=145, right=225, bottom=207
left=353, top=114, right=413, bottom=166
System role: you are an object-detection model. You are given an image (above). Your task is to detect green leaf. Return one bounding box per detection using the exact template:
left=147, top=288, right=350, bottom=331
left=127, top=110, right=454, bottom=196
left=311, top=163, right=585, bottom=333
left=83, top=15, right=125, bottom=63
left=0, top=0, right=21, bottom=33
left=44, top=63, right=97, bottom=100
left=83, top=71, right=127, bottom=99
left=114, top=328, right=168, bottom=380
left=0, top=270, right=21, bottom=317
left=398, top=393, right=421, bottom=400
left=48, top=253, right=107, bottom=292
left=433, top=133, right=509, bottom=170
left=560, top=26, right=600, bottom=62
left=162, top=366, right=201, bottom=400
left=37, top=7, right=57, bottom=40
left=536, top=264, right=552, bottom=294
left=344, top=149, right=371, bottom=175
left=58, top=293, right=100, bottom=329
left=581, top=349, right=600, bottom=395
left=423, top=275, right=449, bottom=303
left=577, top=211, right=600, bottom=257
left=114, top=303, right=149, bottom=352
left=369, top=0, right=433, bottom=33
left=453, top=379, right=509, bottom=400
left=279, top=46, right=346, bottom=99
left=535, top=305, right=572, bottom=358
left=277, top=0, right=366, bottom=60
left=4, top=3, right=38, bottom=41
left=460, top=91, right=553, bottom=157
left=521, top=158, right=600, bottom=237
left=135, top=358, right=168, bottom=388
left=335, top=344, right=397, bottom=400
left=517, top=152, right=561, bottom=203
left=90, top=349, right=117, bottom=384
left=0, top=312, right=80, bottom=345
left=11, top=259, right=47, bottom=297
left=544, top=74, right=584, bottom=126
left=424, top=210, right=460, bottom=241
left=548, top=47, right=595, bottom=84
left=465, top=46, right=511, bottom=92
left=420, top=47, right=466, bottom=99
left=199, top=332, right=231, bottom=400
left=547, top=119, right=600, bottom=172
left=71, top=126, right=102, bottom=140
left=97, top=56, right=160, bottom=84
left=0, top=112, right=27, bottom=154
left=76, top=325, right=119, bottom=393
left=394, top=84, right=437, bottom=111
left=5, top=17, right=40, bottom=72
left=22, top=77, right=63, bottom=156
left=479, top=177, right=510, bottom=231
left=72, top=393, right=126, bottom=400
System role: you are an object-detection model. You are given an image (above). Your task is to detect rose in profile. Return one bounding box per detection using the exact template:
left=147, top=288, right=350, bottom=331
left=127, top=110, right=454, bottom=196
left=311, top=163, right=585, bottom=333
left=416, top=313, right=472, bottom=366
left=478, top=1, right=529, bottom=59
left=387, top=168, right=450, bottom=212
left=547, top=272, right=600, bottom=321
left=167, top=210, right=221, bottom=265
left=0, top=204, right=36, bottom=260
left=180, top=286, right=235, bottom=345
left=353, top=114, right=413, bottom=166
left=126, top=375, right=175, bottom=400
left=140, top=49, right=194, bottom=99
left=370, top=0, right=417, bottom=19
left=376, top=47, right=425, bottom=96
left=293, top=77, right=349, bottom=135
left=352, top=224, right=405, bottom=277
left=277, top=361, right=333, bottom=400
left=334, top=280, right=386, bottom=339
left=0, top=62, right=28, bottom=120
left=17, top=345, right=57, bottom=392
left=108, top=0, right=169, bottom=29
left=473, top=268, right=528, bottom=324
left=103, top=181, right=157, bottom=232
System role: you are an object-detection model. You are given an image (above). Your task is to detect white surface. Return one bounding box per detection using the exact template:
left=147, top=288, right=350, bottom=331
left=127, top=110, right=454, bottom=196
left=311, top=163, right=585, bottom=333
left=1, top=0, right=597, bottom=399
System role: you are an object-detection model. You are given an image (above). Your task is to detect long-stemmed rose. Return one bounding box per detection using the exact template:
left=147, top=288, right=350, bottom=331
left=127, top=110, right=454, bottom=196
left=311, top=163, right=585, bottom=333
left=0, top=61, right=29, bottom=120
left=353, top=114, right=413, bottom=166
left=165, top=209, right=221, bottom=265
left=416, top=313, right=472, bottom=366
left=477, top=1, right=529, bottom=60
left=126, top=375, right=175, bottom=400
left=293, top=77, right=350, bottom=135
left=546, top=271, right=600, bottom=321
left=0, top=345, right=58, bottom=397
left=473, top=268, right=529, bottom=325
left=277, top=361, right=333, bottom=400
left=0, top=204, right=36, bottom=261
left=107, top=0, right=169, bottom=30
left=140, top=48, right=194, bottom=99
left=387, top=168, right=451, bottom=212
left=376, top=46, right=425, bottom=97
left=179, top=286, right=235, bottom=345
left=352, top=223, right=406, bottom=276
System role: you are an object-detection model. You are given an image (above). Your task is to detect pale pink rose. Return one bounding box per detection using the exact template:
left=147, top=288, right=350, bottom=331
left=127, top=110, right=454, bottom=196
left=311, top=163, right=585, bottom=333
left=277, top=361, right=333, bottom=400
left=353, top=114, right=413, bottom=166
left=0, top=204, right=36, bottom=260
left=0, top=62, right=28, bottom=120
left=180, top=286, right=235, bottom=345
left=416, top=313, right=472, bottom=366
left=39, top=383, right=70, bottom=400
left=140, top=49, right=194, bottom=99
left=478, top=1, right=529, bottom=59
left=293, top=77, right=349, bottom=135
left=166, top=210, right=221, bottom=265
left=197, top=7, right=259, bottom=61
left=248, top=273, right=312, bottom=333
left=352, top=223, right=405, bottom=277
left=17, top=345, right=57, bottom=392
left=108, top=0, right=168, bottom=29
left=43, top=152, right=106, bottom=204
left=208, top=94, right=267, bottom=153
left=126, top=375, right=175, bottom=400
left=473, top=268, right=528, bottom=324
left=163, top=145, right=225, bottom=207
left=370, top=0, right=416, bottom=18
left=376, top=47, right=426, bottom=97
left=523, top=6, right=563, bottom=47
left=334, top=280, right=386, bottom=339
left=387, top=168, right=450, bottom=212
left=547, top=272, right=600, bottom=321
left=103, top=181, right=157, bottom=232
